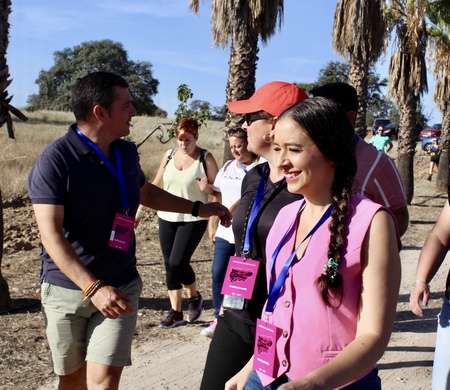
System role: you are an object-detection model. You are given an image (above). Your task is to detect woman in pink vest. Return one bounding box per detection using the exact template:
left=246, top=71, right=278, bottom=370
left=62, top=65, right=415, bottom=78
left=225, top=97, right=401, bottom=389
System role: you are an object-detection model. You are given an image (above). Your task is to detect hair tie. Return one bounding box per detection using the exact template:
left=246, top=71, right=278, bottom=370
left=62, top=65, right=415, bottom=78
left=323, top=258, right=339, bottom=282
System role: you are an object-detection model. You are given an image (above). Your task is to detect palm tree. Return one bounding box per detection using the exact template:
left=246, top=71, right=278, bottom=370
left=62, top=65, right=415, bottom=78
left=189, top=0, right=284, bottom=162
left=427, top=2, right=450, bottom=192
left=332, top=0, right=387, bottom=139
left=0, top=0, right=28, bottom=308
left=386, top=0, right=428, bottom=204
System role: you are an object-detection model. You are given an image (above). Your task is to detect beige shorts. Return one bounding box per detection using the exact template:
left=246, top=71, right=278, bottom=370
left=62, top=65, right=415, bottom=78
left=41, top=276, right=142, bottom=375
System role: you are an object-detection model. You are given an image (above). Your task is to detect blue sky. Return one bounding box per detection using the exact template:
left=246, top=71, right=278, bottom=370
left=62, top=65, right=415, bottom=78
left=7, top=0, right=440, bottom=124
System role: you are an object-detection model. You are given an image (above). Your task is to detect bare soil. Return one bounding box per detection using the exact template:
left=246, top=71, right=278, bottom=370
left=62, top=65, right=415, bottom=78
left=1, top=150, right=449, bottom=389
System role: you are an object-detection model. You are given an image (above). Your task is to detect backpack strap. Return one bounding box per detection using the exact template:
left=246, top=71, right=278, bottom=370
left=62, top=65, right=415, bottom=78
left=163, top=148, right=178, bottom=169
left=199, top=148, right=208, bottom=176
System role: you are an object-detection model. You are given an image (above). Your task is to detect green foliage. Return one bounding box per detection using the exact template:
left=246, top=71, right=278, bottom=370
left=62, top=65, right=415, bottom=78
left=26, top=39, right=161, bottom=116
left=166, top=84, right=211, bottom=138
left=296, top=60, right=431, bottom=127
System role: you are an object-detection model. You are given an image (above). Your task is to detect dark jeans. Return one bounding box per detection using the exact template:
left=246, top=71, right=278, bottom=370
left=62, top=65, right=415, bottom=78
left=200, top=310, right=256, bottom=390
left=158, top=218, right=207, bottom=290
left=245, top=368, right=381, bottom=389
left=212, top=237, right=235, bottom=318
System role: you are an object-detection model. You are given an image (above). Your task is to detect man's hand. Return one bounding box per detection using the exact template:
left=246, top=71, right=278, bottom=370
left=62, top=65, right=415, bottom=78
left=91, top=285, right=135, bottom=319
left=198, top=202, right=232, bottom=227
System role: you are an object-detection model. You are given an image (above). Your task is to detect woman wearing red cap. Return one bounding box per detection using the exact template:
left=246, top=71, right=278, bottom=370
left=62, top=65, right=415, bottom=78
left=200, top=82, right=308, bottom=390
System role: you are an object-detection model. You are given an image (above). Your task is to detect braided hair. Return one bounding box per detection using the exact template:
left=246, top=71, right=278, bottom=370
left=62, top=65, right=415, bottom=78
left=278, top=97, right=357, bottom=307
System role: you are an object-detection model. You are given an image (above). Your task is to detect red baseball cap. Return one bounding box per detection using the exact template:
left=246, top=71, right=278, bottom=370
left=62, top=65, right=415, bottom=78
left=227, top=81, right=308, bottom=117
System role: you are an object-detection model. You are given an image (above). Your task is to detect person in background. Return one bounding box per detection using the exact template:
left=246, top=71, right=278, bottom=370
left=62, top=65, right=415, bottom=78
left=143, top=117, right=219, bottom=329
left=226, top=97, right=401, bottom=390
left=200, top=81, right=308, bottom=390
left=201, top=127, right=259, bottom=338
left=427, top=137, right=440, bottom=181
left=369, top=125, right=393, bottom=154
left=311, top=82, right=409, bottom=236
left=27, top=71, right=230, bottom=390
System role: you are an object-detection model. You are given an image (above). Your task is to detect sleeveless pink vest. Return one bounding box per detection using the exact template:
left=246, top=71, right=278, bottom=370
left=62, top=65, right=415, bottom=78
left=259, top=194, right=387, bottom=387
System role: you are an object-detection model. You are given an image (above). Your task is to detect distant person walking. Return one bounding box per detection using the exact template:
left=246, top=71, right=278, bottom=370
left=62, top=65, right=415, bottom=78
left=202, top=127, right=259, bottom=338
left=369, top=125, right=393, bottom=154
left=144, top=118, right=219, bottom=329
left=427, top=138, right=440, bottom=181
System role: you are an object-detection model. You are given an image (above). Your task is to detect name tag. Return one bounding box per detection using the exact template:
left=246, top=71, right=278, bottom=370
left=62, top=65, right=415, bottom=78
left=109, top=213, right=135, bottom=252
left=221, top=256, right=259, bottom=299
left=253, top=319, right=280, bottom=378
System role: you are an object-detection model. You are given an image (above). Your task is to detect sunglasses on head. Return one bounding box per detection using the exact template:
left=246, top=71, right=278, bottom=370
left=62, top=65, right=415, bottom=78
left=243, top=112, right=264, bottom=126
left=227, top=127, right=246, bottom=135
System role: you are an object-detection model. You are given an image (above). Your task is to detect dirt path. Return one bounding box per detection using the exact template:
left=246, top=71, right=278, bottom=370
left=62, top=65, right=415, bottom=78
left=116, top=249, right=450, bottom=389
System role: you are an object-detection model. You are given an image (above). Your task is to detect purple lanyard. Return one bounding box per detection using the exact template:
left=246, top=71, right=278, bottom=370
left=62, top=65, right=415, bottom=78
left=266, top=201, right=333, bottom=313
left=76, top=128, right=130, bottom=214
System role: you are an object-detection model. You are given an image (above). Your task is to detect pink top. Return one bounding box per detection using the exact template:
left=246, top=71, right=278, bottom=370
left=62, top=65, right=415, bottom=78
left=355, top=137, right=406, bottom=212
left=258, top=194, right=392, bottom=387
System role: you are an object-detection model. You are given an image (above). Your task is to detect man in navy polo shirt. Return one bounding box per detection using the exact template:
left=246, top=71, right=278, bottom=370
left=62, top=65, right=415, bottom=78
left=28, top=71, right=230, bottom=389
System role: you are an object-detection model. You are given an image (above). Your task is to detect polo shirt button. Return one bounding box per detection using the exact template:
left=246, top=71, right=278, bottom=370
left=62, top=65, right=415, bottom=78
left=282, top=360, right=288, bottom=367
left=284, top=301, right=290, bottom=308
left=283, top=330, right=288, bottom=338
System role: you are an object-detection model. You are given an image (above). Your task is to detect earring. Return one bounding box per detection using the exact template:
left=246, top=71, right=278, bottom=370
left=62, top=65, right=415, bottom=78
left=263, top=133, right=274, bottom=143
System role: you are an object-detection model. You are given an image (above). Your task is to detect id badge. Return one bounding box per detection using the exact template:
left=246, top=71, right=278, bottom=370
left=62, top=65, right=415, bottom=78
left=221, top=256, right=259, bottom=299
left=109, top=213, right=135, bottom=251
left=253, top=318, right=280, bottom=379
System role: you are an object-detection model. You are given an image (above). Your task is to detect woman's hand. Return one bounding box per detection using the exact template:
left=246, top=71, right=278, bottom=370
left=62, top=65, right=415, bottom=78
left=409, top=281, right=430, bottom=317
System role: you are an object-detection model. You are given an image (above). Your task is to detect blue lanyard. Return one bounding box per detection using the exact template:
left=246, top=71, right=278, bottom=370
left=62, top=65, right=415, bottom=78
left=76, top=128, right=130, bottom=213
left=239, top=161, right=248, bottom=173
left=266, top=202, right=333, bottom=313
left=243, top=164, right=284, bottom=255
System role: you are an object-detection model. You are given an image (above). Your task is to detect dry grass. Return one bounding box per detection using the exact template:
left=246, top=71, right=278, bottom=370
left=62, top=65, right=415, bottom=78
left=0, top=111, right=226, bottom=200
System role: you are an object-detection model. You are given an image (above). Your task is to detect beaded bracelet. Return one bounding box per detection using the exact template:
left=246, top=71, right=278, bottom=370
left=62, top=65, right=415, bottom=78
left=81, top=279, right=103, bottom=302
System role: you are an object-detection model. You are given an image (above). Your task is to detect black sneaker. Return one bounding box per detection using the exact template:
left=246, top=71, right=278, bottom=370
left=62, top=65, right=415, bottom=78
left=187, top=291, right=203, bottom=323
left=159, top=309, right=185, bottom=328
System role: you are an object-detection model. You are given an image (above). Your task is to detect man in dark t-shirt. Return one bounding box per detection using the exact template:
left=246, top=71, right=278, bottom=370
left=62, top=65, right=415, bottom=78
left=28, top=71, right=231, bottom=389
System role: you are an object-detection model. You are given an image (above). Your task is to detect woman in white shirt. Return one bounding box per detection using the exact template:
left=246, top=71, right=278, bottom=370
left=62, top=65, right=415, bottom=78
left=201, top=128, right=259, bottom=338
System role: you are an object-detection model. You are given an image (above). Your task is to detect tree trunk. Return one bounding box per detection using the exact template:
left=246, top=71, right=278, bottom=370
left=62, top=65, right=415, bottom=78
left=436, top=109, right=450, bottom=193
left=0, top=188, right=11, bottom=308
left=223, top=29, right=259, bottom=165
left=349, top=56, right=369, bottom=140
left=397, top=98, right=418, bottom=204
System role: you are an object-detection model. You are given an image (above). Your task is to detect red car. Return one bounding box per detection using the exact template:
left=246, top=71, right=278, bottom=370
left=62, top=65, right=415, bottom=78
left=420, top=124, right=442, bottom=140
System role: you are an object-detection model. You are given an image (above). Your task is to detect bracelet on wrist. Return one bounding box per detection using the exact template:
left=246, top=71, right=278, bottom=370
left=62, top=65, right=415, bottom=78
left=81, top=279, right=103, bottom=302
left=413, top=280, right=430, bottom=292
left=191, top=200, right=203, bottom=217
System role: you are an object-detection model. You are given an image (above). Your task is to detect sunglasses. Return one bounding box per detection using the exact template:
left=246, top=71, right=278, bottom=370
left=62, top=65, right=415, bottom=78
left=244, top=112, right=264, bottom=126
left=227, top=127, right=246, bottom=135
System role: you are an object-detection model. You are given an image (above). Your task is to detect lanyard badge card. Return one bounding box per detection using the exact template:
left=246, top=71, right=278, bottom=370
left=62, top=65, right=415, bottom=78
left=221, top=256, right=259, bottom=310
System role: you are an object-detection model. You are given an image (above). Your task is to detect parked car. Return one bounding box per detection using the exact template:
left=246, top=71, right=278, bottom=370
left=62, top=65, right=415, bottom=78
left=372, top=118, right=391, bottom=134
left=421, top=136, right=440, bottom=152
left=420, top=123, right=442, bottom=140
left=382, top=122, right=399, bottom=140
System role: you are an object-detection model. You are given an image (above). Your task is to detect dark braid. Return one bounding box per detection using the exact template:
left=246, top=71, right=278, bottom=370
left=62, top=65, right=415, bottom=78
left=278, top=97, right=357, bottom=308
left=318, top=171, right=353, bottom=307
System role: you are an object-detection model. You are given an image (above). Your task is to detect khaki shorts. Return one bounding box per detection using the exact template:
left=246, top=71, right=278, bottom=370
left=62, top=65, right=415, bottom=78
left=41, top=277, right=142, bottom=375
